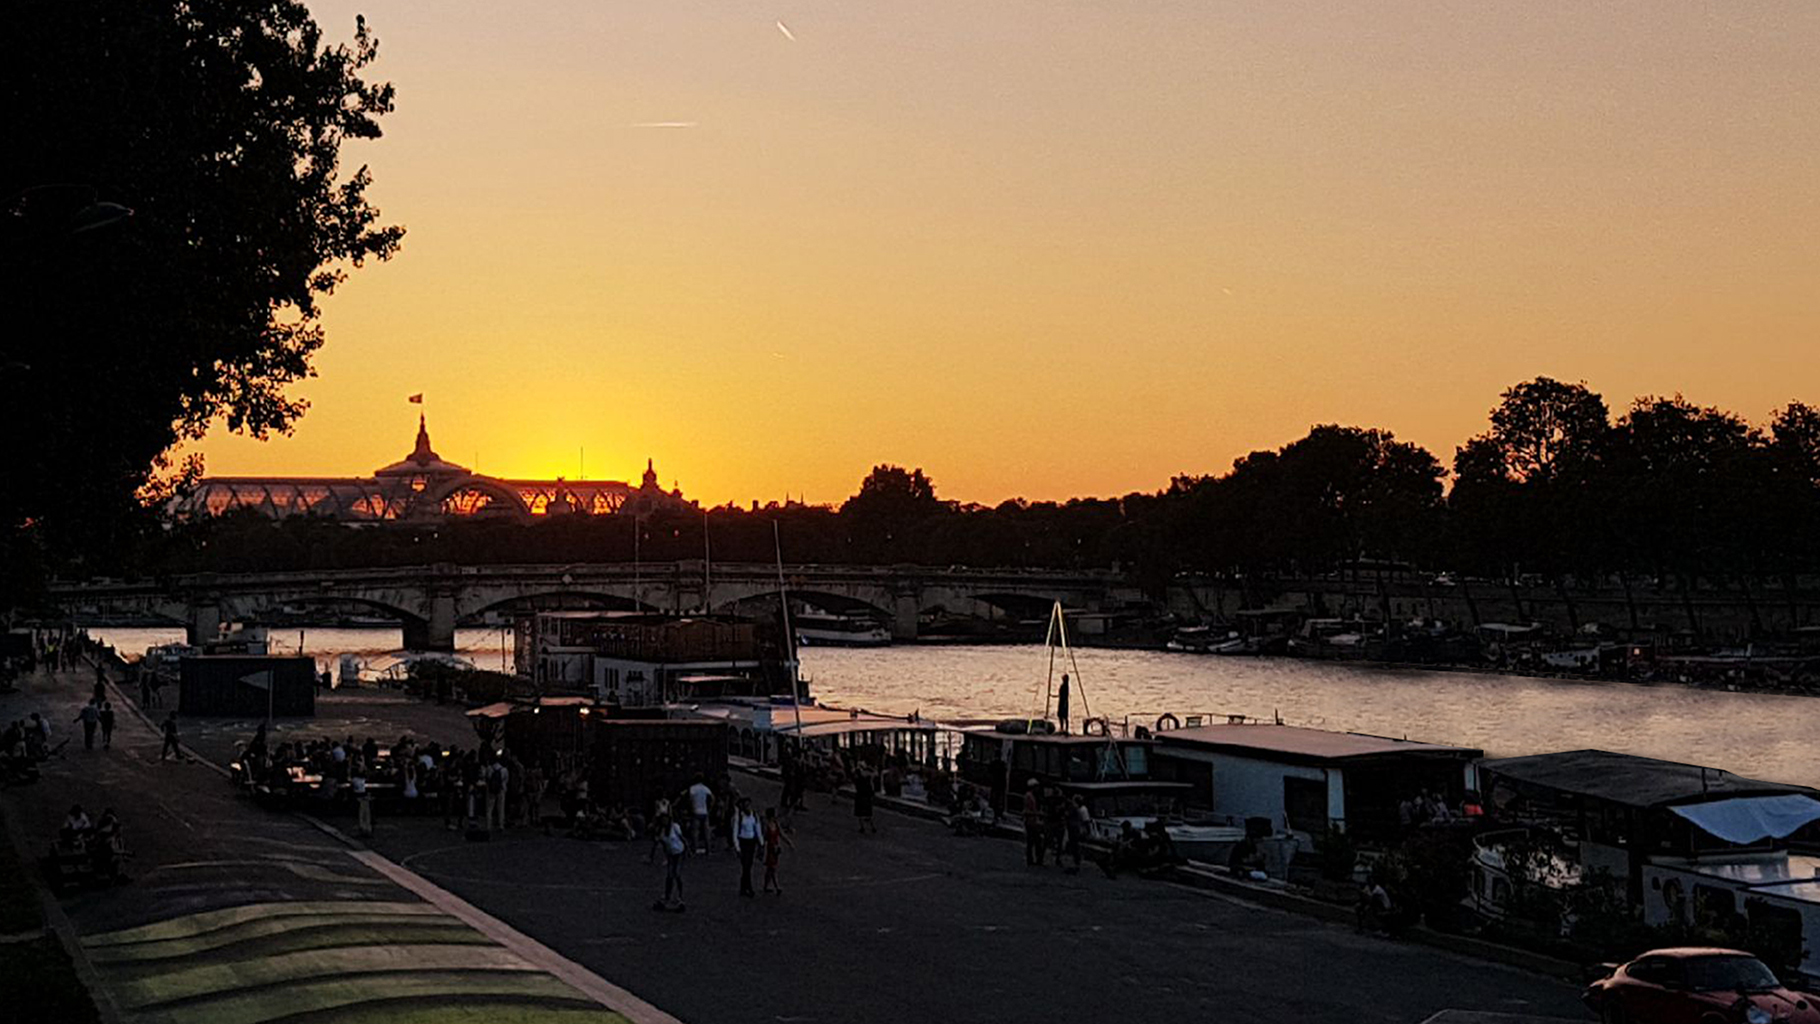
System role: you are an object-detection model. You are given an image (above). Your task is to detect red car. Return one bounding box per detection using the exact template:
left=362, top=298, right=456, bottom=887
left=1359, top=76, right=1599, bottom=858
left=1583, top=948, right=1819, bottom=1024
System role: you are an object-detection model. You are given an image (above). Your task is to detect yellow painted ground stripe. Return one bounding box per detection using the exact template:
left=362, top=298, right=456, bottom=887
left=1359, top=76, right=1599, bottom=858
left=88, top=918, right=485, bottom=965
left=126, top=972, right=603, bottom=1024
left=288, top=997, right=630, bottom=1024
left=84, top=901, right=444, bottom=947
left=118, top=943, right=539, bottom=1009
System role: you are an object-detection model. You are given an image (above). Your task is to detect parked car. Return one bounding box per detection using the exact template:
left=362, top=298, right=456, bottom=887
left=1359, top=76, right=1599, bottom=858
left=1583, top=948, right=1819, bottom=1024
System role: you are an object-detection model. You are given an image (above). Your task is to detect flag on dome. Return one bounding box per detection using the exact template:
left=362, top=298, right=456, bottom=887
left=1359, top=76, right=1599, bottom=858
left=407, top=393, right=423, bottom=404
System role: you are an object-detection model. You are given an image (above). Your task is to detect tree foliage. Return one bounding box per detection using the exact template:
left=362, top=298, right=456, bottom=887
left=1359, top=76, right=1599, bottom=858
left=113, top=379, right=1820, bottom=601
left=3, top=1, right=402, bottom=606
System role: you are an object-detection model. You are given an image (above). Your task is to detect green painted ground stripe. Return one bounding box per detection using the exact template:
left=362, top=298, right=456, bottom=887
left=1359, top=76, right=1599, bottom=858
left=118, top=943, right=539, bottom=1009
left=88, top=918, right=486, bottom=965
left=126, top=971, right=599, bottom=1024
left=84, top=901, right=445, bottom=947
left=283, top=996, right=630, bottom=1024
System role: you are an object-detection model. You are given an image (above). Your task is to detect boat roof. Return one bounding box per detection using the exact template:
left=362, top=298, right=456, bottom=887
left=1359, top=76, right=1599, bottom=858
left=1154, top=723, right=1479, bottom=763
left=691, top=702, right=939, bottom=739
left=1057, top=780, right=1194, bottom=794
left=1478, top=750, right=1815, bottom=808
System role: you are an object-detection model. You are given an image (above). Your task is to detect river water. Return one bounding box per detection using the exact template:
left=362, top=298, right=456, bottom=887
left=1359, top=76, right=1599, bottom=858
left=90, top=626, right=1820, bottom=787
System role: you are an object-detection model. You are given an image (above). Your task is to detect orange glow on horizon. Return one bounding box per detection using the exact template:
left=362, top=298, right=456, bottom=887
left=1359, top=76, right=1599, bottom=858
left=191, top=1, right=1820, bottom=508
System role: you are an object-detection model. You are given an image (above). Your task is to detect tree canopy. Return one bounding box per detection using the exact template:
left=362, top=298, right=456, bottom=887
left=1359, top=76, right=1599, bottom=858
left=3, top=1, right=402, bottom=607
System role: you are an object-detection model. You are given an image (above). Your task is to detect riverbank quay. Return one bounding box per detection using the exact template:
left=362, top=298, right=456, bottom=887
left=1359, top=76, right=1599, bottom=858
left=186, top=682, right=1586, bottom=1022
left=0, top=663, right=660, bottom=1024
left=355, top=768, right=1583, bottom=1023
left=91, top=671, right=1584, bottom=1020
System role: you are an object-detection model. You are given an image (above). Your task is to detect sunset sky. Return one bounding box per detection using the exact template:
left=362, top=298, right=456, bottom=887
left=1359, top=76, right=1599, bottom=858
left=193, top=1, right=1820, bottom=507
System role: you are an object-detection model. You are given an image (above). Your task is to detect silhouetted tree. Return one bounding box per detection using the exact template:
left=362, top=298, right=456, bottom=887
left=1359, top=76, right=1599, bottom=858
left=1451, top=378, right=1611, bottom=584
left=4, top=1, right=402, bottom=607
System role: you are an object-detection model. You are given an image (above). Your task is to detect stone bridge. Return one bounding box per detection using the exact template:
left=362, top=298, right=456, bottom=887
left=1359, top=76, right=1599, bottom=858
left=53, top=562, right=1146, bottom=651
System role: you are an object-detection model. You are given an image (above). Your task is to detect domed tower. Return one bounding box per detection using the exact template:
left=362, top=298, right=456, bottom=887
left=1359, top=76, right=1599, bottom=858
left=374, top=415, right=470, bottom=512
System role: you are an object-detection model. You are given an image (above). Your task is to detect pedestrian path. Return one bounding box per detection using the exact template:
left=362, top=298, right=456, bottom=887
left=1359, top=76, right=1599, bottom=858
left=83, top=899, right=613, bottom=1024
left=0, top=663, right=644, bottom=1024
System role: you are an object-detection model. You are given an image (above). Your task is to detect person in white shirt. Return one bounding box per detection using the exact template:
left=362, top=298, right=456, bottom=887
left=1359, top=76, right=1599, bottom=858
left=351, top=758, right=372, bottom=836
left=684, top=774, right=713, bottom=854
left=733, top=796, right=764, bottom=897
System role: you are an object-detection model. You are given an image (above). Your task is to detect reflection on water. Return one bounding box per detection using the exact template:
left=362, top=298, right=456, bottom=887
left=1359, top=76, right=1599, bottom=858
left=92, top=627, right=1819, bottom=787
left=804, top=645, right=1820, bottom=788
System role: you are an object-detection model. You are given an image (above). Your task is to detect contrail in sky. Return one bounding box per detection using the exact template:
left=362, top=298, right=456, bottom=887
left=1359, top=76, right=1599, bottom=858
left=776, top=20, right=796, bottom=41
left=630, top=121, right=698, bottom=128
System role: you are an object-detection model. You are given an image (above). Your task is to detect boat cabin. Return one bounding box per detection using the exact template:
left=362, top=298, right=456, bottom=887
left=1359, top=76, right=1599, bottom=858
left=1150, top=722, right=1482, bottom=841
left=956, top=723, right=1159, bottom=813
left=689, top=699, right=947, bottom=769
left=1475, top=749, right=1820, bottom=906
left=514, top=610, right=800, bottom=706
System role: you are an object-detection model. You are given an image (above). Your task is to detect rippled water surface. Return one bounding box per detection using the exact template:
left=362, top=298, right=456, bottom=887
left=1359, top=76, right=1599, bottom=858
left=93, top=627, right=1820, bottom=787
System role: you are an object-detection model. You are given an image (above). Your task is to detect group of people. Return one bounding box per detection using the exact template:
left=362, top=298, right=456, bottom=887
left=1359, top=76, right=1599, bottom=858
left=1396, top=788, right=1483, bottom=829
left=649, top=772, right=795, bottom=910
left=72, top=672, right=119, bottom=751
left=1, top=713, right=55, bottom=784
left=1018, top=780, right=1092, bottom=872
left=56, top=803, right=127, bottom=883
left=237, top=727, right=547, bottom=839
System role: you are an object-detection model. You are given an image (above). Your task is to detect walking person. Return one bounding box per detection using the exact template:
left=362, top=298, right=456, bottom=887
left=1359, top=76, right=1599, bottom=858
left=352, top=757, right=373, bottom=837
left=485, top=758, right=509, bottom=832
left=98, top=700, right=115, bottom=750
left=654, top=812, right=686, bottom=911
left=159, top=712, right=181, bottom=761
left=852, top=762, right=877, bottom=834
left=1022, top=780, right=1045, bottom=866
left=74, top=701, right=99, bottom=751
left=1064, top=793, right=1088, bottom=873
left=761, top=806, right=793, bottom=894
left=684, top=773, right=713, bottom=854
left=733, top=797, right=762, bottom=897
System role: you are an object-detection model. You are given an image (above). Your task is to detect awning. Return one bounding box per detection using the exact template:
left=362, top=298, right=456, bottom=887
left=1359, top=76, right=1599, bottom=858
left=1669, top=794, right=1820, bottom=844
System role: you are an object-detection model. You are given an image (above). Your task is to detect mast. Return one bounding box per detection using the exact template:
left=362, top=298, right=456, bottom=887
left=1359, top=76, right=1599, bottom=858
left=773, top=521, right=804, bottom=739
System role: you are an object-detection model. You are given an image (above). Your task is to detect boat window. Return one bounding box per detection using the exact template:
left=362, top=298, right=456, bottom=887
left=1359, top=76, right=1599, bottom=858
left=1284, top=777, right=1329, bottom=833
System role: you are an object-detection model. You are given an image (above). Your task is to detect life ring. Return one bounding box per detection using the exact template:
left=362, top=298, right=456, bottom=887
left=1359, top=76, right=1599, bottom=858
left=1155, top=713, right=1181, bottom=732
left=1081, top=716, right=1109, bottom=737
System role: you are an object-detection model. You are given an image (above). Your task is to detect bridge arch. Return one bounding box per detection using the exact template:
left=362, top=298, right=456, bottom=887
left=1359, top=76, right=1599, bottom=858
left=714, top=589, right=894, bottom=623
left=461, top=590, right=661, bottom=621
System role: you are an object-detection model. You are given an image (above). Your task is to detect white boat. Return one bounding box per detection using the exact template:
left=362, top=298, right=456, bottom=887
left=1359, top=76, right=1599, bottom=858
left=795, top=611, right=890, bottom=647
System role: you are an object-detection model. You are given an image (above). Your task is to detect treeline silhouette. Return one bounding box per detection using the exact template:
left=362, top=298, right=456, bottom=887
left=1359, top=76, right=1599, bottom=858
left=152, top=379, right=1820, bottom=591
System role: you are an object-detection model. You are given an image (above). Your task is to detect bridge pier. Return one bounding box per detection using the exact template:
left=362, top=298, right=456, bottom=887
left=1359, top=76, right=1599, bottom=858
left=185, top=604, right=221, bottom=646
left=402, top=593, right=457, bottom=652
left=890, top=593, right=919, bottom=642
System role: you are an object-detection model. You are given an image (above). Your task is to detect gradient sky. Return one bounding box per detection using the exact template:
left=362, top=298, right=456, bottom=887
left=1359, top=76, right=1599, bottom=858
left=192, top=1, right=1820, bottom=507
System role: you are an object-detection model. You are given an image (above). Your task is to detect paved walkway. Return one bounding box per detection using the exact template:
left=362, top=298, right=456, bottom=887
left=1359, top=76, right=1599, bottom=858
left=13, top=667, right=1591, bottom=1023
left=0, top=666, right=651, bottom=1024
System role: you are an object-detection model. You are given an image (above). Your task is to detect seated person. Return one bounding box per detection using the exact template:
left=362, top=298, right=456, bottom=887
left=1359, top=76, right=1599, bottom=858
left=91, top=808, right=125, bottom=878
left=60, top=804, right=92, bottom=850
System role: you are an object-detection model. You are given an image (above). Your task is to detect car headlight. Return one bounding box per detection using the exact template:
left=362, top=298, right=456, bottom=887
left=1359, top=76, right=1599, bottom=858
left=1745, top=1005, right=1772, bottom=1024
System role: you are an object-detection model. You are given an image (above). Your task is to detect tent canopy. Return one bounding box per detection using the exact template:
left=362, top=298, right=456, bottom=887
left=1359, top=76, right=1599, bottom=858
left=1668, top=794, right=1820, bottom=845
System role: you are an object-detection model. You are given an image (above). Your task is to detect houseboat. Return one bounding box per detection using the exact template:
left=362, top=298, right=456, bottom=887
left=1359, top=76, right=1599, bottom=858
left=794, top=609, right=891, bottom=647
left=515, top=610, right=801, bottom=706
left=1150, top=720, right=1483, bottom=844
left=1473, top=749, right=1820, bottom=982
